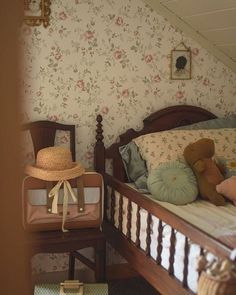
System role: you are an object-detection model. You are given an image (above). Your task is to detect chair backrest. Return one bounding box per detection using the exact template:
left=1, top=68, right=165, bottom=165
left=22, top=121, right=76, bottom=160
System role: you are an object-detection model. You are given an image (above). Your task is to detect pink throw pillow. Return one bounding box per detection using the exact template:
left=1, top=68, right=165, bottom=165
left=216, top=176, right=236, bottom=206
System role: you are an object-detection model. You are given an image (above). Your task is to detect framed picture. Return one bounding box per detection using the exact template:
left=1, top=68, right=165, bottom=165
left=170, top=49, right=192, bottom=80
left=24, top=0, right=51, bottom=28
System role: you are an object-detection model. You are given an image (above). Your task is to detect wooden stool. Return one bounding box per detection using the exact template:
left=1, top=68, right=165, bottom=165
left=26, top=228, right=106, bottom=293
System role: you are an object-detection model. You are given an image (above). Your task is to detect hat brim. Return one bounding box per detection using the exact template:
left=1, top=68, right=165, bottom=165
left=25, top=162, right=85, bottom=181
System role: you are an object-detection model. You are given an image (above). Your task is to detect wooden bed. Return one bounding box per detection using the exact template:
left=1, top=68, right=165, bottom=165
left=94, top=105, right=236, bottom=295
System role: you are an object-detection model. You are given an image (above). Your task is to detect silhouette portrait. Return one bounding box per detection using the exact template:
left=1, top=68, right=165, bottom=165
left=176, top=56, right=187, bottom=70
left=171, top=50, right=191, bottom=80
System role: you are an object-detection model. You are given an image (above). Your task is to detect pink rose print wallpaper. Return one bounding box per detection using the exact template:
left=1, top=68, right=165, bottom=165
left=21, top=0, right=236, bottom=276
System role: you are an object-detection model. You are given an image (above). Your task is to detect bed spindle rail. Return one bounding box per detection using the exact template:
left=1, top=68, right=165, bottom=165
left=168, top=228, right=176, bottom=276
left=118, top=193, right=123, bottom=232
left=183, top=237, right=190, bottom=288
left=135, top=206, right=141, bottom=248
left=156, top=220, right=163, bottom=265
left=197, top=247, right=205, bottom=278
left=110, top=188, right=116, bottom=226
left=146, top=213, right=152, bottom=256
left=126, top=199, right=132, bottom=239
left=200, top=247, right=204, bottom=257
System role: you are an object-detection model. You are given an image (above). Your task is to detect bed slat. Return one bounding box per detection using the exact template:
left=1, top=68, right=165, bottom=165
left=135, top=205, right=141, bottom=248
left=198, top=247, right=205, bottom=278
left=200, top=247, right=204, bottom=256
left=146, top=213, right=152, bottom=256
left=156, top=220, right=163, bottom=265
left=127, top=199, right=132, bottom=239
left=168, top=228, right=176, bottom=276
left=118, top=193, right=123, bottom=232
left=110, top=188, right=115, bottom=226
left=183, top=237, right=189, bottom=288
left=104, top=184, right=108, bottom=221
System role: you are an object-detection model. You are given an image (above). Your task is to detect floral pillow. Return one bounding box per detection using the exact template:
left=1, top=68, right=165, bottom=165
left=133, top=128, right=236, bottom=172
left=218, top=158, right=236, bottom=178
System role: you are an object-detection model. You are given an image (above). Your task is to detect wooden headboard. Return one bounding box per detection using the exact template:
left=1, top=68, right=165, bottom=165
left=94, top=105, right=217, bottom=181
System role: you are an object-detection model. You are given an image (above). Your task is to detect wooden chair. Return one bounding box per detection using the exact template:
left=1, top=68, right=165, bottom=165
left=22, top=121, right=106, bottom=291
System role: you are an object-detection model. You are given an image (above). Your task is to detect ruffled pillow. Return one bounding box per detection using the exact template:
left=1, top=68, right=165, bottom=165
left=119, top=142, right=148, bottom=192
left=216, top=176, right=236, bottom=205
left=147, top=161, right=198, bottom=205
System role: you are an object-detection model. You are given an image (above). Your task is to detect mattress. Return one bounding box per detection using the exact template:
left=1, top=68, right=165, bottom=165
left=129, top=184, right=236, bottom=248
left=109, top=186, right=236, bottom=293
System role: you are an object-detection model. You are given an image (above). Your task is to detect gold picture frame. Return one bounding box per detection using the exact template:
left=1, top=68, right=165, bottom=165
left=170, top=44, right=192, bottom=80
left=24, top=0, right=51, bottom=28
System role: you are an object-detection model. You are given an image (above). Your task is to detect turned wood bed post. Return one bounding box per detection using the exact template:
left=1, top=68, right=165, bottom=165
left=94, top=114, right=105, bottom=174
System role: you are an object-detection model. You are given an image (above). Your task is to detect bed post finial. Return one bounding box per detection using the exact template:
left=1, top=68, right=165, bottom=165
left=94, top=114, right=105, bottom=174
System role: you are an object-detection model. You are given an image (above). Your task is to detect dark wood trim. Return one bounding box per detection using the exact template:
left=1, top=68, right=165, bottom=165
left=143, top=105, right=216, bottom=127
left=26, top=229, right=105, bottom=254
left=103, top=222, right=194, bottom=295
left=94, top=114, right=105, bottom=174
left=71, top=250, right=95, bottom=271
left=68, top=252, right=76, bottom=280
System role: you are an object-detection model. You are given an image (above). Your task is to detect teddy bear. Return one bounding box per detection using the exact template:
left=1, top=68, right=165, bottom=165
left=183, top=138, right=225, bottom=206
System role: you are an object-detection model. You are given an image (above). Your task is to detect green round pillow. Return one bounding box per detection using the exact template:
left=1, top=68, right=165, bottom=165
left=147, top=161, right=198, bottom=205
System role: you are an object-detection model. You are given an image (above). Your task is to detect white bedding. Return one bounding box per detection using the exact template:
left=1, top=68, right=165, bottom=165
left=149, top=198, right=236, bottom=240
left=109, top=187, right=236, bottom=293
left=128, top=184, right=236, bottom=245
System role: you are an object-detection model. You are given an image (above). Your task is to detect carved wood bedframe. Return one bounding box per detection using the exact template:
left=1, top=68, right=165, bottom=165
left=94, top=105, right=236, bottom=295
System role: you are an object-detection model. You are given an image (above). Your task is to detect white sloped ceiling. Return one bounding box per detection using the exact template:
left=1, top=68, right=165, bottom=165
left=146, top=0, right=236, bottom=72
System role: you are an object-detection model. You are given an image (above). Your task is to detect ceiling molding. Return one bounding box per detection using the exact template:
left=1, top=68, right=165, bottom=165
left=145, top=0, right=236, bottom=73
left=184, top=7, right=236, bottom=18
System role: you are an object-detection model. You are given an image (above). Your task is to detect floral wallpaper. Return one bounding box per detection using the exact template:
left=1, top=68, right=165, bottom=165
left=22, top=0, right=236, bottom=276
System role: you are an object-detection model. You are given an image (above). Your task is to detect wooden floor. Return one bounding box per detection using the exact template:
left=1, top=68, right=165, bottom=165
left=109, top=277, right=160, bottom=295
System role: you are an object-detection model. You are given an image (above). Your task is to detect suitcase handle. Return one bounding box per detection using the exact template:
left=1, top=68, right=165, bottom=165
left=60, top=280, right=83, bottom=295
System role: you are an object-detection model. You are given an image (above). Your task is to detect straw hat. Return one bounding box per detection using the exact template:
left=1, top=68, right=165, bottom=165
left=25, top=146, right=85, bottom=181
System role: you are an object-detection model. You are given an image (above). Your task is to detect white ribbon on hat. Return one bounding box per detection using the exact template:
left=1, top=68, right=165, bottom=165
left=49, top=180, right=77, bottom=232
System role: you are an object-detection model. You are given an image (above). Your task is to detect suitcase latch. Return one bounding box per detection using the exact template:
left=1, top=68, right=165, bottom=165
left=60, top=280, right=83, bottom=295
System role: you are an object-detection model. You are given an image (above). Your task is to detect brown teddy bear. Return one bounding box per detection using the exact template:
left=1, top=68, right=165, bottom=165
left=183, top=138, right=225, bottom=206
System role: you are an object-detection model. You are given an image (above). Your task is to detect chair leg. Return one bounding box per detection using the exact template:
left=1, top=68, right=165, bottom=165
left=68, top=252, right=75, bottom=280
left=27, top=254, right=34, bottom=295
left=94, top=240, right=106, bottom=282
